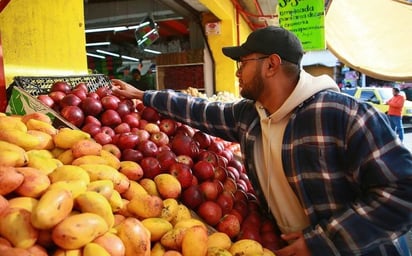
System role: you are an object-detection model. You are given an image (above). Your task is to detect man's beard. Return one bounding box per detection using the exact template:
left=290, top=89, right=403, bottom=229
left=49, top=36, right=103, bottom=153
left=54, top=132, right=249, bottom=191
left=240, top=71, right=264, bottom=101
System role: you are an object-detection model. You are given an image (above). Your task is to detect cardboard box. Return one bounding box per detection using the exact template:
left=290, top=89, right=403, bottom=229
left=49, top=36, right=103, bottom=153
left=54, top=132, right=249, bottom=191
left=6, top=85, right=77, bottom=129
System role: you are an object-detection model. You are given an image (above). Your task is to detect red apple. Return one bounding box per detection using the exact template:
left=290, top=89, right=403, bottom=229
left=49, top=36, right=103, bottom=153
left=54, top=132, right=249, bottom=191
left=95, top=86, right=111, bottom=98
left=196, top=200, right=222, bottom=226
left=84, top=115, right=101, bottom=126
left=81, top=97, right=103, bottom=116
left=141, top=106, right=160, bottom=123
left=168, top=162, right=193, bottom=189
left=70, top=88, right=87, bottom=100
left=138, top=119, right=148, bottom=130
left=180, top=185, right=204, bottom=210
left=156, top=150, right=177, bottom=171
left=175, top=124, right=195, bottom=137
left=159, top=118, right=177, bottom=136
left=216, top=190, right=234, bottom=215
left=73, top=82, right=88, bottom=93
left=171, top=134, right=199, bottom=159
left=60, top=105, right=84, bottom=127
left=229, top=158, right=245, bottom=174
left=260, top=230, right=285, bottom=251
left=213, top=179, right=224, bottom=195
left=236, top=179, right=248, bottom=192
left=51, top=81, right=71, bottom=93
left=37, top=94, right=54, bottom=108
left=102, top=143, right=121, bottom=159
left=150, top=131, right=169, bottom=147
left=233, top=200, right=249, bottom=221
left=217, top=155, right=229, bottom=168
left=175, top=155, right=194, bottom=168
left=101, top=95, right=120, bottom=110
left=135, top=99, right=145, bottom=112
left=192, top=160, right=215, bottom=181
left=193, top=131, right=212, bottom=149
left=93, top=132, right=112, bottom=145
left=100, top=109, right=122, bottom=127
left=208, top=140, right=225, bottom=155
left=216, top=214, right=241, bottom=239
left=102, top=126, right=116, bottom=138
left=111, top=133, right=120, bottom=145
left=197, top=150, right=219, bottom=167
left=233, top=189, right=248, bottom=203
left=117, top=133, right=139, bottom=150
left=198, top=180, right=220, bottom=201
left=60, top=94, right=82, bottom=108
left=158, top=145, right=171, bottom=152
left=229, top=208, right=245, bottom=224
left=48, top=91, right=66, bottom=103
left=144, top=123, right=160, bottom=134
left=220, top=149, right=234, bottom=163
left=223, top=177, right=238, bottom=194
left=122, top=113, right=140, bottom=128
left=87, top=91, right=100, bottom=100
left=100, top=126, right=115, bottom=138
left=213, top=166, right=228, bottom=182
left=132, top=129, right=150, bottom=143
left=121, top=148, right=143, bottom=162
left=140, top=156, right=162, bottom=179
left=114, top=122, right=131, bottom=134
left=81, top=123, right=101, bottom=136
left=227, top=166, right=240, bottom=181
left=137, top=140, right=158, bottom=157
left=116, top=101, right=132, bottom=117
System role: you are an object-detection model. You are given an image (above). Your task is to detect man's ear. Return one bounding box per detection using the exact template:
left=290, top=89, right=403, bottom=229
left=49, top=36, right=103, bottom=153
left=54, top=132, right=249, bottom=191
left=267, top=54, right=282, bottom=71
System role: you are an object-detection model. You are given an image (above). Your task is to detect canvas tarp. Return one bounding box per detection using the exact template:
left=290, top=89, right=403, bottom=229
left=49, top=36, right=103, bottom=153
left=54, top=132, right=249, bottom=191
left=325, top=0, right=412, bottom=81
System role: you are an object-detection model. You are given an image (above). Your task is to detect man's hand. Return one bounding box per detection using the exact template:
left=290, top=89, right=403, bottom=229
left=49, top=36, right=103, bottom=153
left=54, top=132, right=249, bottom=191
left=111, top=79, right=144, bottom=100
left=274, top=231, right=311, bottom=256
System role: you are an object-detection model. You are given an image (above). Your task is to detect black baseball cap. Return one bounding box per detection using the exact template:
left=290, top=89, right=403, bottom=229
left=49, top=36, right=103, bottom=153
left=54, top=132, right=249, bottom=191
left=222, top=26, right=303, bottom=65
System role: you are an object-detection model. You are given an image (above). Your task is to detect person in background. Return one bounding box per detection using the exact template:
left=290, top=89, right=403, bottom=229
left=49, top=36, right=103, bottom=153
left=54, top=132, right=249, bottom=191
left=127, top=68, right=148, bottom=91
left=387, top=86, right=405, bottom=142
left=111, top=26, right=412, bottom=255
left=140, top=64, right=157, bottom=90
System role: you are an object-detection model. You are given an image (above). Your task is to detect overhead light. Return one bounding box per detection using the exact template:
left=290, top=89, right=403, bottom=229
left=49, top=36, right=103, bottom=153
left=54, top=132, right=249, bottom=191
left=144, top=48, right=161, bottom=54
left=86, top=52, right=105, bottom=59
left=121, top=55, right=140, bottom=62
left=128, top=21, right=150, bottom=30
left=85, top=26, right=128, bottom=33
left=96, top=49, right=120, bottom=57
left=86, top=42, right=111, bottom=47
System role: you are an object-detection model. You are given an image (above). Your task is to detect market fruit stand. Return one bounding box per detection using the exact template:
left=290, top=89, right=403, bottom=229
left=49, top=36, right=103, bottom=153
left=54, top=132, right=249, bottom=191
left=0, top=75, right=282, bottom=255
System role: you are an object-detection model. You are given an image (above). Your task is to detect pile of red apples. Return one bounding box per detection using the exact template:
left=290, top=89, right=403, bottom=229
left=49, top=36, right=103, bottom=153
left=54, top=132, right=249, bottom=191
left=37, top=81, right=284, bottom=250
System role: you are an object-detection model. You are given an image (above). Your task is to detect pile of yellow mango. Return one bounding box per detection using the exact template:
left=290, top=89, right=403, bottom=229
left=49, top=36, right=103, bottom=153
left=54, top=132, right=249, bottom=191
left=0, top=112, right=274, bottom=256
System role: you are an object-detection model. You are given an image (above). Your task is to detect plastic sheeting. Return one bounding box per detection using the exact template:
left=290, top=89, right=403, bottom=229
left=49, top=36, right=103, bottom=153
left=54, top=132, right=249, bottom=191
left=325, top=0, right=412, bottom=81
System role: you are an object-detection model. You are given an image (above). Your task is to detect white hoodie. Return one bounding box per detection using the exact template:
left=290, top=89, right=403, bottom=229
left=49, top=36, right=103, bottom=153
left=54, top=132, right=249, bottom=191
left=254, top=70, right=340, bottom=234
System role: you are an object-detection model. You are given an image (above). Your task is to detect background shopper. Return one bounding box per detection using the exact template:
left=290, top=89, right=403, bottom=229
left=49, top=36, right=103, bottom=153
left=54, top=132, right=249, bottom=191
left=111, top=26, right=412, bottom=256
left=387, top=86, right=405, bottom=141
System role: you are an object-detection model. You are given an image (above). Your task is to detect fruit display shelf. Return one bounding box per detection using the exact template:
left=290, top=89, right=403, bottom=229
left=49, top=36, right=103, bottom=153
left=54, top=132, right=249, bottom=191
left=5, top=74, right=111, bottom=130
left=10, top=74, right=111, bottom=96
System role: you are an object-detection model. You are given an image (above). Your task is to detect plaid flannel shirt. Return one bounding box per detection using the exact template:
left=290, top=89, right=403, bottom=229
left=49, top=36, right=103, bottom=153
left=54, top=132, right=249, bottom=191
left=143, top=88, right=412, bottom=255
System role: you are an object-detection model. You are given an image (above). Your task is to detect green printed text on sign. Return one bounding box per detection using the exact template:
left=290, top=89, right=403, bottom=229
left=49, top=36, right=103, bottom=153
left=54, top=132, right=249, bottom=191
left=278, top=0, right=325, bottom=51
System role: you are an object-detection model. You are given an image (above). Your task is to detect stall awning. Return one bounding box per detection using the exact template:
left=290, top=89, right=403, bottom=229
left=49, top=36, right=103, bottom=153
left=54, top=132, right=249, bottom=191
left=302, top=50, right=338, bottom=67
left=326, top=0, right=412, bottom=81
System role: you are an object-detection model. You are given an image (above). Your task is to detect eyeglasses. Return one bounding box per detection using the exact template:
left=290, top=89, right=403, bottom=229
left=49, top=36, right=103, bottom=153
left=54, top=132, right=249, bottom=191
left=236, top=56, right=269, bottom=70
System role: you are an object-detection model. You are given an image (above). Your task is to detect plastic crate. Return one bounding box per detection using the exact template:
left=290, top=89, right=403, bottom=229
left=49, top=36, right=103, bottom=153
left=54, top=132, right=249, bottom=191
left=11, top=74, right=111, bottom=96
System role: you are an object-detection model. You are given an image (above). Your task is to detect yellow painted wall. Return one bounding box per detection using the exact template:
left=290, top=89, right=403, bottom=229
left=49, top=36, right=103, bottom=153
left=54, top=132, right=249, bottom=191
left=0, top=0, right=87, bottom=87
left=199, top=0, right=252, bottom=96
